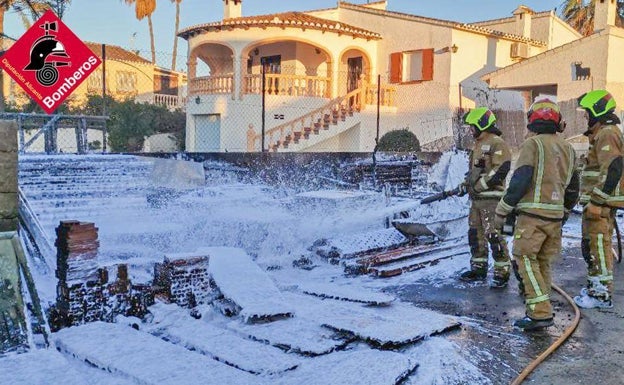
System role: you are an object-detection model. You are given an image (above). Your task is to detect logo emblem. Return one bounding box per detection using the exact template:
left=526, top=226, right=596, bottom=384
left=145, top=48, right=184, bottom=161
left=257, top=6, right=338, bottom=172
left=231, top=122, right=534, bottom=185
left=0, top=10, right=101, bottom=113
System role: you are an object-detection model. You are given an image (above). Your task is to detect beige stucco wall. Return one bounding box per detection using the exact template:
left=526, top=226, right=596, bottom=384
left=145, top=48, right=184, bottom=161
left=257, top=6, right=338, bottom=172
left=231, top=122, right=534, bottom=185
left=605, top=28, right=624, bottom=102
left=486, top=31, right=609, bottom=104
left=5, top=59, right=156, bottom=109
left=185, top=94, right=329, bottom=151
left=484, top=28, right=624, bottom=134
left=474, top=13, right=580, bottom=49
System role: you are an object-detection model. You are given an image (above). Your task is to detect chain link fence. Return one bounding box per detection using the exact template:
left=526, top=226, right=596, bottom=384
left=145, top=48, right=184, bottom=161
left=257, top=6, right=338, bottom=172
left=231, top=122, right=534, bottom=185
left=3, top=45, right=186, bottom=154
left=5, top=43, right=596, bottom=155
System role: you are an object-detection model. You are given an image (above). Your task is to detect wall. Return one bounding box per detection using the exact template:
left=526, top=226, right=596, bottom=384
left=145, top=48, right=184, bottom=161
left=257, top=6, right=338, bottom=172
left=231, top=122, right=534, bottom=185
left=605, top=28, right=624, bottom=106
left=486, top=31, right=613, bottom=135
left=0, top=121, right=18, bottom=231
left=186, top=94, right=329, bottom=151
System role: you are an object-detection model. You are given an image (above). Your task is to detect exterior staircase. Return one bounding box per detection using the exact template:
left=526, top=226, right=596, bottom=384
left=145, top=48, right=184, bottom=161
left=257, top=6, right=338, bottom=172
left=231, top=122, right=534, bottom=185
left=247, top=84, right=396, bottom=152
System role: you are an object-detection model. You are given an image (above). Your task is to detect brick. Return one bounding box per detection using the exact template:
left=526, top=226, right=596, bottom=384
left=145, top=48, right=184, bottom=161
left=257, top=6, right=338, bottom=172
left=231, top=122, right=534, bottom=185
left=0, top=217, right=17, bottom=232
left=0, top=121, right=18, bottom=153
left=0, top=163, right=18, bottom=193
left=0, top=151, right=17, bottom=165
left=0, top=192, right=17, bottom=218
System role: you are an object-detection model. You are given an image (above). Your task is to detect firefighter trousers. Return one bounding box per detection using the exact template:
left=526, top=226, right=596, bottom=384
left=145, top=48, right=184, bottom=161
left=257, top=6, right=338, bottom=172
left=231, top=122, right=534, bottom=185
left=581, top=207, right=615, bottom=300
left=512, top=214, right=562, bottom=320
left=468, top=199, right=511, bottom=278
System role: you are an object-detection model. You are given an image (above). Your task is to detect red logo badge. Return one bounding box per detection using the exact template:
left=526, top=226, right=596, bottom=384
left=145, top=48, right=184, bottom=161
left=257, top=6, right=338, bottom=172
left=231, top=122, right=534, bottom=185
left=0, top=10, right=101, bottom=114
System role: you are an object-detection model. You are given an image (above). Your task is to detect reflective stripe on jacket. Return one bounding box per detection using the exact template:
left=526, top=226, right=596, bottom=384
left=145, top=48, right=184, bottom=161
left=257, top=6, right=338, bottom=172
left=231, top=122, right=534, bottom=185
left=581, top=124, right=624, bottom=208
left=514, top=134, right=576, bottom=219
left=468, top=132, right=512, bottom=199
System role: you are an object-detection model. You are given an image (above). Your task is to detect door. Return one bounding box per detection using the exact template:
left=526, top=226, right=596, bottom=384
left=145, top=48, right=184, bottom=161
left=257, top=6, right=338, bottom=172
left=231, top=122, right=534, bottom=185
left=261, top=55, right=281, bottom=94
left=347, top=57, right=363, bottom=93
left=193, top=114, right=220, bottom=152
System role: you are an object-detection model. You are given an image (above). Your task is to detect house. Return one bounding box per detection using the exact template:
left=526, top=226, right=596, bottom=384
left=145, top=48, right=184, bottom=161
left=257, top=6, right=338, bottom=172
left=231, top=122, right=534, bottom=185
left=179, top=0, right=580, bottom=152
left=482, top=0, right=622, bottom=138
left=5, top=42, right=187, bottom=112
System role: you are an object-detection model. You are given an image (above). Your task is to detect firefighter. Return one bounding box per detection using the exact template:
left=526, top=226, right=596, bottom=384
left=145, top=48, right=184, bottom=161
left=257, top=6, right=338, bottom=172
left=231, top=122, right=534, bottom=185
left=574, top=90, right=624, bottom=309
left=457, top=107, right=512, bottom=288
left=494, top=98, right=579, bottom=331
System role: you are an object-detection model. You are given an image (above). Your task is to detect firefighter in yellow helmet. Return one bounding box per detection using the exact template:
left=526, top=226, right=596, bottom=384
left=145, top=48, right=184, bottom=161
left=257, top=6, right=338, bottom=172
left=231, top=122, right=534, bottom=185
left=458, top=107, right=512, bottom=288
left=574, top=90, right=623, bottom=309
left=494, top=98, right=579, bottom=331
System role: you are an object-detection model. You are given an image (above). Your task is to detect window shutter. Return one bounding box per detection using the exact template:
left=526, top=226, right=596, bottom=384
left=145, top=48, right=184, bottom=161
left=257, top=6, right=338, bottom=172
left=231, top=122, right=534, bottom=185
left=421, top=48, right=434, bottom=81
left=390, top=52, right=402, bottom=83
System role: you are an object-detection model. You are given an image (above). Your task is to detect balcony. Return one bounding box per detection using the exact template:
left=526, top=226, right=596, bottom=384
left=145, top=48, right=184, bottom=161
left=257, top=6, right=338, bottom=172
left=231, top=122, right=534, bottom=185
left=189, top=75, right=234, bottom=96
left=244, top=74, right=331, bottom=98
left=153, top=94, right=186, bottom=111
left=188, top=73, right=331, bottom=98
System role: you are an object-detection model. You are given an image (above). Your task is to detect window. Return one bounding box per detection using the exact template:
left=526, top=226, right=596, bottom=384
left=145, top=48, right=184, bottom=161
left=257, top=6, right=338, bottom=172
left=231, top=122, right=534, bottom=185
left=87, top=70, right=103, bottom=93
left=115, top=71, right=137, bottom=94
left=389, top=48, right=434, bottom=84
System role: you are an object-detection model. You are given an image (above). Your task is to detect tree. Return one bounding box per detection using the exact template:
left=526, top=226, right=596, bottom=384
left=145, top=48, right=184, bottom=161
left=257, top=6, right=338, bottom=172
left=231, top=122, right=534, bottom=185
left=125, top=0, right=156, bottom=64
left=171, top=0, right=181, bottom=71
left=559, top=0, right=624, bottom=36
left=377, top=129, right=421, bottom=152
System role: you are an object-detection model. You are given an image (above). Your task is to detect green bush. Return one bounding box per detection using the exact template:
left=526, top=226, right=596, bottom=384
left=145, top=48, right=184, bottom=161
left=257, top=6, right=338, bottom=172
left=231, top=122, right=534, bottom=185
left=77, top=95, right=185, bottom=152
left=377, top=129, right=420, bottom=152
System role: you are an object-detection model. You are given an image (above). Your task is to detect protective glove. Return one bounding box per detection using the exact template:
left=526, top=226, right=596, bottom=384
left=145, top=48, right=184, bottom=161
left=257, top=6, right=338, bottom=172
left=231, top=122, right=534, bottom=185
left=494, top=213, right=506, bottom=234
left=562, top=209, right=570, bottom=226
left=584, top=202, right=602, bottom=220
left=473, top=177, right=488, bottom=193
left=457, top=181, right=469, bottom=197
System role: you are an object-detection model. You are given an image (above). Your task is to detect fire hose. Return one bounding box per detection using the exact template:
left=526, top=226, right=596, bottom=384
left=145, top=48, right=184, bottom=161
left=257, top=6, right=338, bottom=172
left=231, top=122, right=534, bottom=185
left=510, top=283, right=581, bottom=385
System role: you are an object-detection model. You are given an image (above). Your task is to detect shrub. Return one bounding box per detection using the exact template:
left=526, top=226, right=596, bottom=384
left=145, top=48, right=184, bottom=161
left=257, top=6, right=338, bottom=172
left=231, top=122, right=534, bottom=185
left=377, top=129, right=420, bottom=152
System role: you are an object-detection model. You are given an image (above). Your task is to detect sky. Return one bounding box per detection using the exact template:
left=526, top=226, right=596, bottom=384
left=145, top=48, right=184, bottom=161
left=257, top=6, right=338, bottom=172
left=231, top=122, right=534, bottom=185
left=3, top=0, right=565, bottom=71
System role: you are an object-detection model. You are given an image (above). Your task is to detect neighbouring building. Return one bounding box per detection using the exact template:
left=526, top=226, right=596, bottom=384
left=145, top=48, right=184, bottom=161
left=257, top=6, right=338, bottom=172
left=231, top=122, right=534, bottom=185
left=5, top=42, right=188, bottom=112
left=482, top=0, right=624, bottom=141
left=179, top=0, right=581, bottom=152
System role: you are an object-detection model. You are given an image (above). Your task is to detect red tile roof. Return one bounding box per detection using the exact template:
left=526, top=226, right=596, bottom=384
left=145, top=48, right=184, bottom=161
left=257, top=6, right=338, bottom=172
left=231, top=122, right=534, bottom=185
left=85, top=42, right=151, bottom=64
left=179, top=12, right=382, bottom=40
left=338, top=1, right=547, bottom=46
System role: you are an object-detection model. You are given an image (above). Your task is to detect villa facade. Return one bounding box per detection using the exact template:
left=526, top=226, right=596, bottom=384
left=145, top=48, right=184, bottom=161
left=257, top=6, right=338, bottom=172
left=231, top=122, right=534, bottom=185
left=180, top=0, right=581, bottom=152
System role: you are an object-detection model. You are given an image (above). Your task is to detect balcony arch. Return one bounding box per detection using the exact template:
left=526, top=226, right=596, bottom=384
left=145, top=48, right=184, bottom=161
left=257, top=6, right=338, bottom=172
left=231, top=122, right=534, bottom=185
left=189, top=42, right=236, bottom=96
left=240, top=38, right=334, bottom=98
left=338, top=48, right=372, bottom=96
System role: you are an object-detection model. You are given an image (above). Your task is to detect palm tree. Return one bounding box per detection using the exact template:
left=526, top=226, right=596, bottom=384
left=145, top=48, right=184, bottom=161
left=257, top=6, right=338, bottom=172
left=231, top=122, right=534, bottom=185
left=171, top=0, right=181, bottom=71
left=559, top=0, right=624, bottom=36
left=125, top=0, right=156, bottom=64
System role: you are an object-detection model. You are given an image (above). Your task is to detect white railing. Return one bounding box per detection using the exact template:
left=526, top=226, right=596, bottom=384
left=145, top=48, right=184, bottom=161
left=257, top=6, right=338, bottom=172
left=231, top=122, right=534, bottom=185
left=244, top=74, right=331, bottom=98
left=248, top=87, right=362, bottom=152
left=153, top=94, right=185, bottom=110
left=189, top=75, right=233, bottom=95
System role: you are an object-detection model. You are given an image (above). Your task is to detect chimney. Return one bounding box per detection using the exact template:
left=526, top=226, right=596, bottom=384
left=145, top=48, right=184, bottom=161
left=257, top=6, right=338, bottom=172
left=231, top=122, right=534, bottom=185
left=594, top=0, right=617, bottom=32
left=223, top=0, right=242, bottom=20
left=513, top=6, right=534, bottom=38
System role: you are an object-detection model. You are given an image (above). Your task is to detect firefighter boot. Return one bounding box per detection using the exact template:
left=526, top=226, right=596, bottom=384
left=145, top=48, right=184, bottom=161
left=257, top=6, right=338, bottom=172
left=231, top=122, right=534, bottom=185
left=513, top=316, right=554, bottom=331
left=574, top=288, right=613, bottom=309
left=489, top=275, right=509, bottom=289
left=459, top=269, right=487, bottom=282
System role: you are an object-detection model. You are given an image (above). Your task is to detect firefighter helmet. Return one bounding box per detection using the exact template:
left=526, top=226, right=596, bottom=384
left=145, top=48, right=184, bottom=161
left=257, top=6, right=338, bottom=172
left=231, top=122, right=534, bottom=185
left=578, top=90, right=616, bottom=118
left=463, top=107, right=496, bottom=131
left=527, top=98, right=561, bottom=124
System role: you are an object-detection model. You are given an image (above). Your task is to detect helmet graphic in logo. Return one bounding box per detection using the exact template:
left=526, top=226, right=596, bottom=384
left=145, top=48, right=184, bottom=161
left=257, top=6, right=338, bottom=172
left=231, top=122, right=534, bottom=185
left=23, top=21, right=71, bottom=87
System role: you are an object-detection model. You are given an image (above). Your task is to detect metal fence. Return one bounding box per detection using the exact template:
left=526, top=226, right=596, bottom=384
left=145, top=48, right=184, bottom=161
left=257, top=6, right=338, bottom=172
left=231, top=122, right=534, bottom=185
left=6, top=44, right=598, bottom=155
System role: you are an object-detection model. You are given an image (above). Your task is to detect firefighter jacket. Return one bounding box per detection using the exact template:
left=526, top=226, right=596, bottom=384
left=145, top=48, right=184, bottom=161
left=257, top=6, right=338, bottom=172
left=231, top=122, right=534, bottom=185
left=467, top=131, right=511, bottom=200
left=581, top=124, right=624, bottom=208
left=497, top=133, right=579, bottom=220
